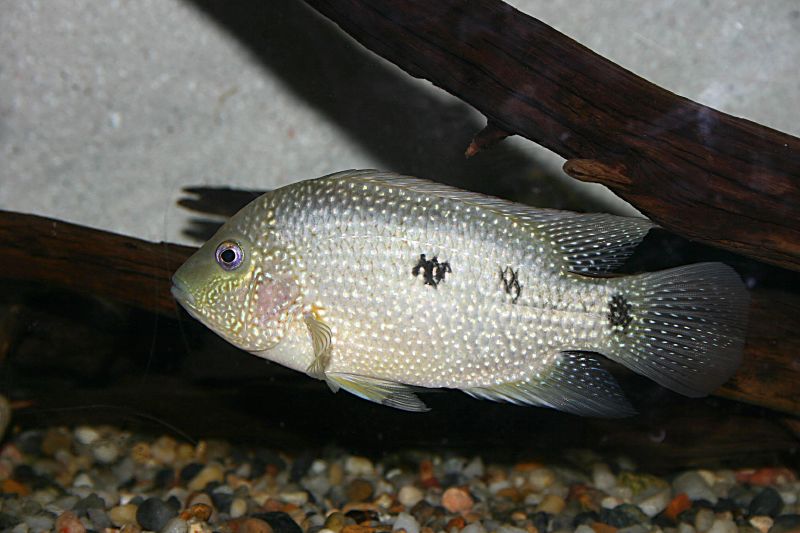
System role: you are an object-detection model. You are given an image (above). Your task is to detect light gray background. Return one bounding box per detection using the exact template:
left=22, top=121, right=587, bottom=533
left=2, top=1, right=798, bottom=244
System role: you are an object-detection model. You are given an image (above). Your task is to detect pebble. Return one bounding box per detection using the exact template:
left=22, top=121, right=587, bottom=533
left=137, top=497, right=177, bottom=531
left=230, top=497, right=248, bottom=519
left=442, top=487, right=474, bottom=513
left=748, top=515, right=773, bottom=533
left=187, top=463, right=225, bottom=491
left=461, top=523, right=487, bottom=533
left=323, top=512, right=347, bottom=533
left=749, top=487, right=784, bottom=517
left=242, top=518, right=275, bottom=533
left=24, top=513, right=55, bottom=531
left=54, top=511, right=86, bottom=533
left=398, top=486, right=425, bottom=508
left=345, top=457, right=375, bottom=477
left=674, top=471, right=719, bottom=504
left=601, top=504, right=648, bottom=528
left=706, top=518, right=738, bottom=533
left=574, top=525, right=596, bottom=533
left=92, top=440, right=120, bottom=464
left=694, top=508, right=715, bottom=532
left=528, top=468, right=556, bottom=491
left=161, top=517, right=189, bottom=533
left=393, top=512, right=420, bottom=533
left=638, top=488, right=671, bottom=517
left=346, top=479, right=374, bottom=502
left=255, top=511, right=303, bottom=533
left=592, top=463, right=617, bottom=491
left=109, top=504, right=139, bottom=527
left=536, top=494, right=566, bottom=515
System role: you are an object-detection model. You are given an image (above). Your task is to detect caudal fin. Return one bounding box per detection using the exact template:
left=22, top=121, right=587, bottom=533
left=603, top=263, right=749, bottom=397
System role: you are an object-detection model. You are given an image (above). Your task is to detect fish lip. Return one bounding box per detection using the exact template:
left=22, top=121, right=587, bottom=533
left=170, top=276, right=196, bottom=307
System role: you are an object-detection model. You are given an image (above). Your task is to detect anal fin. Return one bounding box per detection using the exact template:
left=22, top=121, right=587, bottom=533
left=328, top=373, right=430, bottom=412
left=463, top=352, right=635, bottom=417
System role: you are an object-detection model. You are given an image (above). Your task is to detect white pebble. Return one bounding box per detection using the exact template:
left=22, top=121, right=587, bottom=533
left=92, top=441, right=120, bottom=464
left=638, top=488, right=671, bottom=517
left=345, top=456, right=375, bottom=476
left=602, top=496, right=624, bottom=509
left=678, top=524, right=696, bottom=533
left=73, top=473, right=94, bottom=488
left=694, top=508, right=715, bottom=533
left=310, top=459, right=328, bottom=475
left=592, top=463, right=616, bottom=491
left=674, top=471, right=718, bottom=504
left=496, top=527, right=528, bottom=533
left=463, top=457, right=485, bottom=478
left=574, top=526, right=596, bottom=533
left=528, top=468, right=556, bottom=491
left=461, top=523, right=487, bottom=533
left=161, top=517, right=189, bottom=533
left=74, top=426, right=100, bottom=445
left=229, top=498, right=247, bottom=519
left=398, top=486, right=424, bottom=507
left=749, top=516, right=774, bottom=533
left=280, top=491, right=309, bottom=506
left=706, top=519, right=737, bottom=533
left=393, top=512, right=420, bottom=533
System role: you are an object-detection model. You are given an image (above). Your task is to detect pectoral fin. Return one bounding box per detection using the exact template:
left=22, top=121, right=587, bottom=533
left=463, top=352, right=635, bottom=417
left=303, top=311, right=332, bottom=380
left=328, top=373, right=430, bottom=412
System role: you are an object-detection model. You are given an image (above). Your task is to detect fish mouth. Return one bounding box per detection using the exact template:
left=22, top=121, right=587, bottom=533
left=170, top=276, right=196, bottom=307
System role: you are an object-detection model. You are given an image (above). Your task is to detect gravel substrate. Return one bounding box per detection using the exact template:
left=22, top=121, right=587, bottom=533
left=0, top=426, right=798, bottom=533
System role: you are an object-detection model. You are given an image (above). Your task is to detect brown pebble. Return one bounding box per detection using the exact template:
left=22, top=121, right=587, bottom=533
left=341, top=502, right=379, bottom=514
left=441, top=487, right=474, bottom=514
left=347, top=478, right=374, bottom=502
left=329, top=462, right=345, bottom=485
left=261, top=499, right=284, bottom=512
left=536, top=494, right=565, bottom=515
left=446, top=516, right=466, bottom=530
left=324, top=511, right=347, bottom=533
left=55, top=510, right=86, bottom=533
left=496, top=487, right=522, bottom=502
left=241, top=518, right=274, bottom=533
left=341, top=525, right=374, bottom=533
left=41, top=427, right=72, bottom=456
left=1, top=479, right=28, bottom=496
left=120, top=524, right=142, bottom=533
left=591, top=522, right=618, bottom=533
left=511, top=511, right=527, bottom=522
left=181, top=503, right=213, bottom=522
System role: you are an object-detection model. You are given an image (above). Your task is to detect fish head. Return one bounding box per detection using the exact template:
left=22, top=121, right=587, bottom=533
left=172, top=215, right=303, bottom=353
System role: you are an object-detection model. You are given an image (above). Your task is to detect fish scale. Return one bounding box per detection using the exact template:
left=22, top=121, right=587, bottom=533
left=172, top=169, right=749, bottom=416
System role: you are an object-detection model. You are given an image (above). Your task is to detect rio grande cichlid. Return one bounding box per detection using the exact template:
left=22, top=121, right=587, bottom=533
left=171, top=170, right=749, bottom=416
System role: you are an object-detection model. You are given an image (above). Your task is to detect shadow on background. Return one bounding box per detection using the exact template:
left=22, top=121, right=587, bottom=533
left=181, top=0, right=613, bottom=214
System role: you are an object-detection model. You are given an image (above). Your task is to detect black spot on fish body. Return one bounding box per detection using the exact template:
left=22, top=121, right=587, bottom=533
left=500, top=266, right=522, bottom=303
left=608, top=294, right=633, bottom=329
left=412, top=254, right=451, bottom=288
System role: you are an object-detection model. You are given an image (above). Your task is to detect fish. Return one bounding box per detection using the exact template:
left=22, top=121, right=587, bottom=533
left=171, top=169, right=749, bottom=416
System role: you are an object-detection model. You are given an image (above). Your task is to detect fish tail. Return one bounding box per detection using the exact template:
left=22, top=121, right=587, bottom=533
left=601, top=262, right=749, bottom=397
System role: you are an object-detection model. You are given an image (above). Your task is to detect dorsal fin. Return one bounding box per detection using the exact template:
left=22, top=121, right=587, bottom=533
left=322, top=170, right=655, bottom=275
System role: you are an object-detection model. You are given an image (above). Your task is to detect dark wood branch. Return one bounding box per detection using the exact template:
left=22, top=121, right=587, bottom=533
left=0, top=210, right=192, bottom=315
left=304, top=0, right=800, bottom=271
left=1, top=210, right=798, bottom=415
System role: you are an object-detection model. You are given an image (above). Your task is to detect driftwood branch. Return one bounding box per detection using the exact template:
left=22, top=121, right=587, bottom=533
left=0, top=210, right=798, bottom=416
left=304, top=0, right=800, bottom=271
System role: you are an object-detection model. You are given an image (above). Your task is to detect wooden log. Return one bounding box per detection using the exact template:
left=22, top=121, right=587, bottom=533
left=0, top=209, right=798, bottom=415
left=0, top=210, right=192, bottom=315
left=303, top=0, right=800, bottom=271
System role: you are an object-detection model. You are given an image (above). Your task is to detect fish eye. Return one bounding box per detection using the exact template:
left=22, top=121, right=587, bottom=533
left=215, top=241, right=244, bottom=271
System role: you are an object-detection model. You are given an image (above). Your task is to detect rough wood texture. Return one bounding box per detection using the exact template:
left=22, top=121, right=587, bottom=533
left=0, top=209, right=798, bottom=415
left=0, top=210, right=192, bottom=315
left=304, top=0, right=800, bottom=271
